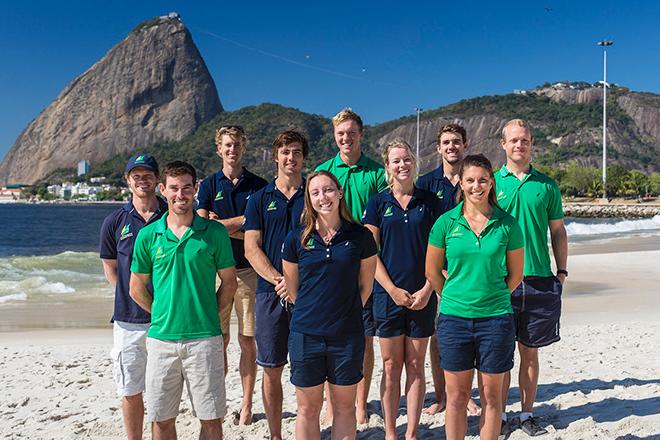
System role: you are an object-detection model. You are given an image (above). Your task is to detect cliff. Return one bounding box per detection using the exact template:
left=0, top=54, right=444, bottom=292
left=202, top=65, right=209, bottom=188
left=0, top=17, right=222, bottom=184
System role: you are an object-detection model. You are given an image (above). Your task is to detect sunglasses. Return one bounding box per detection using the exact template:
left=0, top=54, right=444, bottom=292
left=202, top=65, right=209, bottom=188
left=218, top=125, right=245, bottom=133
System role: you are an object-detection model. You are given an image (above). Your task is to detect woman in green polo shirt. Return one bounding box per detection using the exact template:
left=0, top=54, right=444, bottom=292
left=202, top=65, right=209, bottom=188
left=425, top=154, right=524, bottom=440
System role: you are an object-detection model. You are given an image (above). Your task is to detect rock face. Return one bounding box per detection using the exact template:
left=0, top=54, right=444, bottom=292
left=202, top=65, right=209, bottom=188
left=0, top=17, right=222, bottom=184
left=376, top=115, right=509, bottom=173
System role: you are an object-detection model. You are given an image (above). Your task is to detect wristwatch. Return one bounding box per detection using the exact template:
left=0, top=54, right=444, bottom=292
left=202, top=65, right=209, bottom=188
left=556, top=269, right=568, bottom=277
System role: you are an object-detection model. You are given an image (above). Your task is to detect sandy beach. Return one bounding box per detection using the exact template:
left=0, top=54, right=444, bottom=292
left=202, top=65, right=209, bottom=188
left=2, top=247, right=659, bottom=439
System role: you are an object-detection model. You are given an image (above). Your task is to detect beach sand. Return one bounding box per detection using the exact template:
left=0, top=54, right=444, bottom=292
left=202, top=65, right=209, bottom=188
left=1, top=249, right=659, bottom=439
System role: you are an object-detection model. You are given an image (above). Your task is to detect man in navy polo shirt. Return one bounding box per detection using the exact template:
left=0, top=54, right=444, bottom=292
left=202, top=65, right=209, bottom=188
left=417, top=123, right=480, bottom=416
left=244, top=130, right=308, bottom=440
left=197, top=125, right=267, bottom=426
left=99, top=153, right=167, bottom=440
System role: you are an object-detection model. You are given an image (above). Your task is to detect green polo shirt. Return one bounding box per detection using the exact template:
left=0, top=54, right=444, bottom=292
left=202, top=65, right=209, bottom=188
left=494, top=165, right=564, bottom=277
left=316, top=152, right=387, bottom=221
left=428, top=202, right=524, bottom=318
left=131, top=213, right=235, bottom=340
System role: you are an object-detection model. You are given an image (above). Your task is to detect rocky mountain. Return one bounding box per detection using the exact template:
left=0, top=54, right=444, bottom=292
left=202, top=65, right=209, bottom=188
left=370, top=85, right=659, bottom=174
left=89, top=86, right=658, bottom=185
left=0, top=16, right=221, bottom=185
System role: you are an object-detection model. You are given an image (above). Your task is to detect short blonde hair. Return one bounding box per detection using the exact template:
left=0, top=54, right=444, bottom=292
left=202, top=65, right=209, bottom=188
left=501, top=119, right=533, bottom=142
left=381, top=138, right=416, bottom=188
left=332, top=108, right=364, bottom=132
left=215, top=125, right=247, bottom=147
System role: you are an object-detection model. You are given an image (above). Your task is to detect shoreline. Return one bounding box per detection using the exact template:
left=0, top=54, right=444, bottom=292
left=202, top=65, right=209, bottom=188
left=1, top=247, right=658, bottom=438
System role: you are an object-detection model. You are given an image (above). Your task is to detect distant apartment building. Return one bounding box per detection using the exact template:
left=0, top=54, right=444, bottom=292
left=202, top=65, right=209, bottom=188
left=77, top=160, right=91, bottom=176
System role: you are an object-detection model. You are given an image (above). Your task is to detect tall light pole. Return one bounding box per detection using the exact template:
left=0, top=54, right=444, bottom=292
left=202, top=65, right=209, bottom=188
left=597, top=40, right=613, bottom=200
left=414, top=107, right=423, bottom=176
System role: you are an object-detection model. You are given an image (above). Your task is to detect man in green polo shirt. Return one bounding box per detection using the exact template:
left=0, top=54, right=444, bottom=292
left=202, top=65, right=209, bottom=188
left=495, top=119, right=568, bottom=437
left=130, top=161, right=237, bottom=439
left=315, top=108, right=387, bottom=424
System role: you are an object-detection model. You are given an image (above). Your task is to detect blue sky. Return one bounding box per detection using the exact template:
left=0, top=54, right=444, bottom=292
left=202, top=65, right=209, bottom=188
left=1, top=0, right=658, bottom=160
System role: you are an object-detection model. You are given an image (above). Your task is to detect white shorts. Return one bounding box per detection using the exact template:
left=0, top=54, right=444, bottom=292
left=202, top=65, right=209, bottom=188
left=110, top=321, right=150, bottom=397
left=145, top=336, right=227, bottom=422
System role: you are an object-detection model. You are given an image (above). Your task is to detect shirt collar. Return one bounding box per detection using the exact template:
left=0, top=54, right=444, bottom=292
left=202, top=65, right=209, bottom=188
left=153, top=212, right=208, bottom=234
left=383, top=187, right=425, bottom=205
left=264, top=179, right=305, bottom=198
left=124, top=196, right=168, bottom=214
left=334, top=152, right=369, bottom=169
left=499, top=164, right=539, bottom=178
left=448, top=201, right=507, bottom=222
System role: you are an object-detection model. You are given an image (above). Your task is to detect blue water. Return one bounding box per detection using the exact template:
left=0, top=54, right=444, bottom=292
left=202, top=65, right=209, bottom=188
left=0, top=203, right=120, bottom=257
left=0, top=204, right=659, bottom=305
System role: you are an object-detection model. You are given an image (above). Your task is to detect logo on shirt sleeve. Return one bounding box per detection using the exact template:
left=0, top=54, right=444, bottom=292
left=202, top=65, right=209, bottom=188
left=384, top=206, right=393, bottom=217
left=215, top=191, right=224, bottom=201
left=267, top=200, right=277, bottom=211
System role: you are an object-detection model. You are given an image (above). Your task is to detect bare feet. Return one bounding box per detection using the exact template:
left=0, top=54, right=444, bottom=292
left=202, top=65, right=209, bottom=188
left=356, top=405, right=369, bottom=425
left=423, top=395, right=447, bottom=415
left=232, top=407, right=253, bottom=426
left=467, top=398, right=481, bottom=416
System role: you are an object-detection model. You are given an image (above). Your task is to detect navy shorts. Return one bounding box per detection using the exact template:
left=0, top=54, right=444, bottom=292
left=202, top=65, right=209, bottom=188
left=512, top=276, right=562, bottom=348
left=373, top=291, right=437, bottom=338
left=363, top=295, right=376, bottom=337
left=437, top=313, right=515, bottom=374
left=255, top=291, right=292, bottom=368
left=288, top=331, right=365, bottom=387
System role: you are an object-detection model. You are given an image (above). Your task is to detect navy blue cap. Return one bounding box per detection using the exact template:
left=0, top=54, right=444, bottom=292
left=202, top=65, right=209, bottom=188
left=125, top=154, right=159, bottom=174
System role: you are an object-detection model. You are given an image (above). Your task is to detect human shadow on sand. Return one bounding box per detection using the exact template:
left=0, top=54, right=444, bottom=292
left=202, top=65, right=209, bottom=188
left=536, top=396, right=660, bottom=429
left=504, top=377, right=659, bottom=407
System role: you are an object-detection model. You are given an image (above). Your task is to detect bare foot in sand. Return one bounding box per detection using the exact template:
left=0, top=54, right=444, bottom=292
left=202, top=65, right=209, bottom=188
left=356, top=406, right=369, bottom=425
left=467, top=398, right=481, bottom=416
left=423, top=396, right=447, bottom=415
left=232, top=407, right=253, bottom=426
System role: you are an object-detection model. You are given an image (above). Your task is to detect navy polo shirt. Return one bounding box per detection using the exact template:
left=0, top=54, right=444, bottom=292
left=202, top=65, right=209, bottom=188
left=197, top=168, right=267, bottom=269
left=362, top=188, right=442, bottom=297
left=243, top=180, right=305, bottom=293
left=417, top=166, right=459, bottom=213
left=99, top=198, right=168, bottom=323
left=281, top=222, right=378, bottom=337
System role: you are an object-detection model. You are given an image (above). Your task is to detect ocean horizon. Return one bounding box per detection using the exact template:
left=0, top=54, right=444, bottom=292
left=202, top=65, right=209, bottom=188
left=1, top=204, right=659, bottom=328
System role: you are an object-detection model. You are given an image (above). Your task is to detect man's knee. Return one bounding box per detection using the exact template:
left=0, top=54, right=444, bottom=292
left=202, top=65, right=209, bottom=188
left=153, top=418, right=175, bottom=431
left=123, top=393, right=143, bottom=404
left=518, top=344, right=539, bottom=365
left=237, top=334, right=256, bottom=352
left=263, top=366, right=284, bottom=384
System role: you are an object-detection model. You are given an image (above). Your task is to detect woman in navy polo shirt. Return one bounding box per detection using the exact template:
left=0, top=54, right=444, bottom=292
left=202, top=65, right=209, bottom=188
left=425, top=154, right=524, bottom=440
left=362, top=139, right=441, bottom=439
left=281, top=170, right=377, bottom=439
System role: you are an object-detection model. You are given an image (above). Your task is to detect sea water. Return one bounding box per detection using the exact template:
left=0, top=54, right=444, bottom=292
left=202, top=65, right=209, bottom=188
left=0, top=204, right=659, bottom=311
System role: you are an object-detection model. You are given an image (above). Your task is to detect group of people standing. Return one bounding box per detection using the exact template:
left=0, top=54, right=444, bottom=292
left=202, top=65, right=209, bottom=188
left=100, top=108, right=568, bottom=440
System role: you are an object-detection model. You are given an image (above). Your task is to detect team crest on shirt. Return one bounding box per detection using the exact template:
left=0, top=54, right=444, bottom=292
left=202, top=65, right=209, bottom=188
left=215, top=191, right=224, bottom=201
left=156, top=246, right=165, bottom=259
left=306, top=238, right=315, bottom=249
left=119, top=224, right=133, bottom=240
left=451, top=226, right=463, bottom=237
left=267, top=200, right=277, bottom=211
left=497, top=190, right=506, bottom=200
left=384, top=206, right=393, bottom=217
left=436, top=189, right=444, bottom=199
